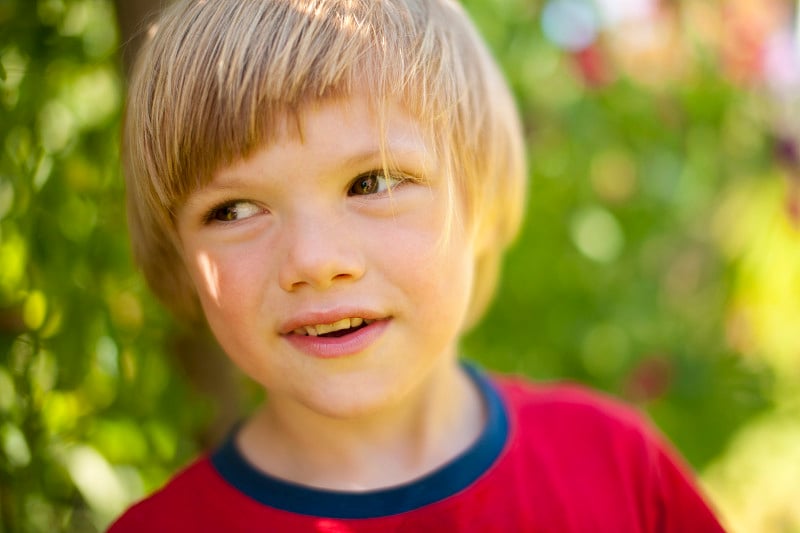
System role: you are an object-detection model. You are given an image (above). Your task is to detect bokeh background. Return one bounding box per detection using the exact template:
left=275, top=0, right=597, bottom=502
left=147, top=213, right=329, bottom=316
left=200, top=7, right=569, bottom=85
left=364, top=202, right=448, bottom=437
left=1, top=0, right=799, bottom=531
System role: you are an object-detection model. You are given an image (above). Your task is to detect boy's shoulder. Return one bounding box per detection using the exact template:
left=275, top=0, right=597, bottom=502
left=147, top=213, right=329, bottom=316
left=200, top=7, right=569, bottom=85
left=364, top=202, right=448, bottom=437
left=484, top=372, right=726, bottom=532
left=488, top=372, right=679, bottom=473
left=491, top=371, right=649, bottom=430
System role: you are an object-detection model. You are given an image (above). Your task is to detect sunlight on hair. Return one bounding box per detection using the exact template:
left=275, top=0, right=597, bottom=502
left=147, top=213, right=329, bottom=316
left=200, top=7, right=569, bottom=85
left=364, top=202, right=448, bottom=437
left=146, top=22, right=159, bottom=39
left=297, top=0, right=364, bottom=35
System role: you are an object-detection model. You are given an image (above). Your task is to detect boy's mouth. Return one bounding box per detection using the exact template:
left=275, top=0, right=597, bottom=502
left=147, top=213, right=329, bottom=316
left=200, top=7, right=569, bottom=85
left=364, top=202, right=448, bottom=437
left=291, top=317, right=376, bottom=337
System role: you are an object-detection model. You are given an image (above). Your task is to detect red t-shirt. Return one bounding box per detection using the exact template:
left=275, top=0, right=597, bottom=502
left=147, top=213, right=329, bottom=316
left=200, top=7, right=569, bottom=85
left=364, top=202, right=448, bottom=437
left=108, top=367, right=726, bottom=532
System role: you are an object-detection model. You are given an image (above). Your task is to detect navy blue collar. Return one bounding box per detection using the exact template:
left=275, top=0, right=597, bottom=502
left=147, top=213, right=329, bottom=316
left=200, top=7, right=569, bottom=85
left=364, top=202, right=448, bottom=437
left=210, top=363, right=509, bottom=519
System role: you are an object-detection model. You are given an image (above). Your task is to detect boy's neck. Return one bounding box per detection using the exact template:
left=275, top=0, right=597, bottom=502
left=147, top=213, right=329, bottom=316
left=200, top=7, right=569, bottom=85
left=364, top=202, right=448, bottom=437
left=235, top=358, right=486, bottom=491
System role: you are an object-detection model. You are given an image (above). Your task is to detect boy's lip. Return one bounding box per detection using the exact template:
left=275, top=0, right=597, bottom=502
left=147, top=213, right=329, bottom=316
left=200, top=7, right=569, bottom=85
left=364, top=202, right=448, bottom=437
left=283, top=319, right=391, bottom=359
left=279, top=308, right=388, bottom=335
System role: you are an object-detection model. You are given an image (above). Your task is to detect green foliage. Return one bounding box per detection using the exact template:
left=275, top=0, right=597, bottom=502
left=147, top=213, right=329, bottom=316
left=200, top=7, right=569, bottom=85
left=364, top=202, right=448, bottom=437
left=0, top=0, right=793, bottom=531
left=0, top=1, right=211, bottom=531
left=460, top=0, right=775, bottom=470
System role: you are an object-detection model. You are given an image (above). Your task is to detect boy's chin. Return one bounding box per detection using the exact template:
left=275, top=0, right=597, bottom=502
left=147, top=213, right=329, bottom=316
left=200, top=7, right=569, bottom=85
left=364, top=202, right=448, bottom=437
left=297, top=385, right=409, bottom=421
left=270, top=370, right=425, bottom=422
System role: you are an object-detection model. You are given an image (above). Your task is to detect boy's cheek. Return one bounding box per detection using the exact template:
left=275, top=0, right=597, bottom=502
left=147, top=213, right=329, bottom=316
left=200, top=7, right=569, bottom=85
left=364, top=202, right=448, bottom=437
left=188, top=251, right=262, bottom=306
left=192, top=250, right=223, bottom=304
left=183, top=248, right=249, bottom=315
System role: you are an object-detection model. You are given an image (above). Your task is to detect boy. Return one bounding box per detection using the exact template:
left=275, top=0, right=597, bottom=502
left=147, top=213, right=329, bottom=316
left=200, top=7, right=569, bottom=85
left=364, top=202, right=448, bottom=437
left=110, top=0, right=726, bottom=531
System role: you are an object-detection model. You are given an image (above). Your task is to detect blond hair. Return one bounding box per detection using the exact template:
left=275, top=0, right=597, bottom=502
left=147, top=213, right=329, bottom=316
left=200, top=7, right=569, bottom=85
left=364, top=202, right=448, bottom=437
left=124, top=0, right=526, bottom=328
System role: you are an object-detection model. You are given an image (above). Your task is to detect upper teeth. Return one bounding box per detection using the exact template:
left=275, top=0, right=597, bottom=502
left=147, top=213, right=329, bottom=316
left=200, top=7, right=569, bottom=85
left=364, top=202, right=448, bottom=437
left=293, top=317, right=374, bottom=336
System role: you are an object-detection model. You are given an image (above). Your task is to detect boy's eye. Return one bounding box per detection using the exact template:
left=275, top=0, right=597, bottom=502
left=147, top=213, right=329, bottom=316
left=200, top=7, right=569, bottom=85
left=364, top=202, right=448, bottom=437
left=205, top=200, right=261, bottom=223
left=348, top=171, right=402, bottom=196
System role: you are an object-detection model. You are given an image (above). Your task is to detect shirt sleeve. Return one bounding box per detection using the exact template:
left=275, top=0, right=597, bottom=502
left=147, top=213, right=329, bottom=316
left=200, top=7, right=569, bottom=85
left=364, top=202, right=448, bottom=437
left=646, top=429, right=727, bottom=533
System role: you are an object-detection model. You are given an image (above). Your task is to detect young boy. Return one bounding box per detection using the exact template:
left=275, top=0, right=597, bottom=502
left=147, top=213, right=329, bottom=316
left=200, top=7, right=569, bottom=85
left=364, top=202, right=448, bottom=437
left=110, top=0, right=726, bottom=531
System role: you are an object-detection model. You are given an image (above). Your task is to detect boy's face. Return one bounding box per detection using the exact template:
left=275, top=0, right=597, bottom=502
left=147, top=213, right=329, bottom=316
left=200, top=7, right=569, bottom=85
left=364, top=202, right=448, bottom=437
left=175, top=95, right=476, bottom=418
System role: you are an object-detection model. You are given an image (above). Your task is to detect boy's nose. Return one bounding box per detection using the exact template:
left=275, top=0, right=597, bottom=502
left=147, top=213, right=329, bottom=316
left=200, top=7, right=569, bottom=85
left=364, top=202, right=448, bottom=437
left=277, top=211, right=366, bottom=292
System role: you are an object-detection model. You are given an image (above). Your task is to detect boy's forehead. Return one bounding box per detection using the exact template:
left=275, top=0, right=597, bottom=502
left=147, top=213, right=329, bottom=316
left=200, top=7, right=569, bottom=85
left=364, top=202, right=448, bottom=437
left=263, top=96, right=432, bottom=157
left=293, top=93, right=426, bottom=138
left=206, top=95, right=438, bottom=184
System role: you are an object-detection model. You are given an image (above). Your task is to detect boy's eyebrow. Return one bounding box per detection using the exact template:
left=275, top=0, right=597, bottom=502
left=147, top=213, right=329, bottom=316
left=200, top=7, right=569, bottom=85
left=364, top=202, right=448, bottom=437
left=342, top=148, right=384, bottom=168
left=187, top=142, right=431, bottom=198
left=340, top=142, right=433, bottom=170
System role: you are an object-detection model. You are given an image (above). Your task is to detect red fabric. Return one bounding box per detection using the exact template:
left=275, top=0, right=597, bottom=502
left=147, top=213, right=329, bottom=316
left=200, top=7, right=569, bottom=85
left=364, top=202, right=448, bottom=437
left=108, top=376, right=726, bottom=532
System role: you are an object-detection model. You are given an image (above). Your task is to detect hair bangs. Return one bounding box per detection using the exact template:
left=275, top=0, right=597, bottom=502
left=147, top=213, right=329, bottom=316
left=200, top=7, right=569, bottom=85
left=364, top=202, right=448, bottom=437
left=128, top=0, right=461, bottom=215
